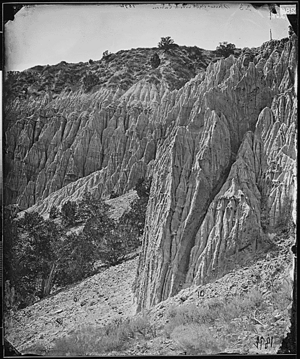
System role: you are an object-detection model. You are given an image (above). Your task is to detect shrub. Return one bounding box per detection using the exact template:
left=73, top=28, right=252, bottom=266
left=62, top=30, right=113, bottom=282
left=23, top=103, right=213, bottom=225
left=48, top=315, right=156, bottom=355
left=82, top=72, right=99, bottom=92
left=150, top=53, right=160, bottom=68
left=54, top=231, right=97, bottom=287
left=5, top=202, right=101, bottom=308
left=158, top=36, right=179, bottom=52
left=270, top=276, right=293, bottom=311
left=97, top=223, right=140, bottom=266
left=165, top=288, right=265, bottom=338
left=60, top=200, right=77, bottom=226
left=10, top=212, right=64, bottom=306
left=49, top=205, right=59, bottom=219
left=171, top=323, right=226, bottom=355
left=215, top=42, right=236, bottom=58
left=119, top=178, right=151, bottom=237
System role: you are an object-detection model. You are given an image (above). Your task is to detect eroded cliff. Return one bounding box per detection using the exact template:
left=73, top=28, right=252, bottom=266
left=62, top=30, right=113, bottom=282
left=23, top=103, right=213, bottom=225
left=4, top=37, right=297, bottom=312
left=4, top=45, right=221, bottom=213
left=133, top=36, right=297, bottom=310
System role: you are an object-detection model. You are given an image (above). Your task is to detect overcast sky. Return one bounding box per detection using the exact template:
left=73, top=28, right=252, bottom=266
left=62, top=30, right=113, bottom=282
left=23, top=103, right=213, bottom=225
left=5, top=3, right=290, bottom=72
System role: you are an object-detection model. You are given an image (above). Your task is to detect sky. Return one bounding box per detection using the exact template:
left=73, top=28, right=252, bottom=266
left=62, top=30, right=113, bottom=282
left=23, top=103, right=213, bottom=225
left=5, top=3, right=291, bottom=72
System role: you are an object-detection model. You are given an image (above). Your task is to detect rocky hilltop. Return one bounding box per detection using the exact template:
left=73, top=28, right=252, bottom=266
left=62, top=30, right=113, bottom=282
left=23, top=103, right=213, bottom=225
left=4, top=35, right=297, bottom=317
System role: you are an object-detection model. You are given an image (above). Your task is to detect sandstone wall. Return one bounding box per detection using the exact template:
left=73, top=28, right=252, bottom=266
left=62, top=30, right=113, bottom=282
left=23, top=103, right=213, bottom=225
left=4, top=37, right=297, bottom=311
left=134, top=37, right=297, bottom=310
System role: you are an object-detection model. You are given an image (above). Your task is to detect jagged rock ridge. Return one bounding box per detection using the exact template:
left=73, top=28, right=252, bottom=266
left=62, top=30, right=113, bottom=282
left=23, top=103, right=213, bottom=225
left=4, top=36, right=297, bottom=313
left=4, top=45, right=234, bottom=213
left=133, top=36, right=297, bottom=310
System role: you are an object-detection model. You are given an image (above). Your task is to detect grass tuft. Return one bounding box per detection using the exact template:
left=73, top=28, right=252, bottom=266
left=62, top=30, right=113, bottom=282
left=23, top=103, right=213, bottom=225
left=171, top=323, right=227, bottom=355
left=164, top=287, right=265, bottom=339
left=47, top=315, right=156, bottom=356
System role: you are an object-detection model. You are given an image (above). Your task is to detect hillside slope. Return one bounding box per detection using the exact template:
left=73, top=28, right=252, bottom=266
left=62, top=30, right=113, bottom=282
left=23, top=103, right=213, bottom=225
left=5, top=225, right=294, bottom=355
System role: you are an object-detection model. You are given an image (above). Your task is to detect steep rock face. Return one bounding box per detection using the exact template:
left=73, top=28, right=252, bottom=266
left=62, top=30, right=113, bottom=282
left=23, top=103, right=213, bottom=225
left=5, top=84, right=162, bottom=212
left=5, top=44, right=242, bottom=212
left=4, top=37, right=297, bottom=312
left=134, top=37, right=297, bottom=310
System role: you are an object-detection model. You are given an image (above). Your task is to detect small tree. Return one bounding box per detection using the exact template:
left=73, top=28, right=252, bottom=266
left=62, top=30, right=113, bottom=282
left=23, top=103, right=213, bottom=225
left=60, top=200, right=77, bottom=226
left=3, top=206, right=19, bottom=304
left=97, top=224, right=140, bottom=266
left=82, top=72, right=99, bottom=92
left=54, top=232, right=97, bottom=286
left=15, top=213, right=63, bottom=302
left=215, top=42, right=236, bottom=58
left=150, top=53, right=161, bottom=69
left=49, top=205, right=59, bottom=219
left=119, top=177, right=152, bottom=237
left=119, top=197, right=148, bottom=238
left=158, top=37, right=178, bottom=52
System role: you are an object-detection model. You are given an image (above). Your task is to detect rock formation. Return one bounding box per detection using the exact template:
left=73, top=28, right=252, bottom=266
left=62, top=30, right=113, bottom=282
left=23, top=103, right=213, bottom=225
left=133, top=36, right=297, bottom=310
left=4, top=37, right=297, bottom=312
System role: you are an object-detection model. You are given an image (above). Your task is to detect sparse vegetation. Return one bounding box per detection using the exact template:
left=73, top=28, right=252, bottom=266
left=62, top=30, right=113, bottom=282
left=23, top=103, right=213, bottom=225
left=3, top=206, right=99, bottom=309
left=60, top=200, right=78, bottom=226
left=82, top=72, right=99, bottom=92
left=4, top=186, right=151, bottom=311
left=215, top=41, right=236, bottom=58
left=150, top=53, right=160, bottom=69
left=158, top=36, right=179, bottom=53
left=171, top=323, right=227, bottom=355
left=163, top=281, right=292, bottom=355
left=48, top=315, right=157, bottom=356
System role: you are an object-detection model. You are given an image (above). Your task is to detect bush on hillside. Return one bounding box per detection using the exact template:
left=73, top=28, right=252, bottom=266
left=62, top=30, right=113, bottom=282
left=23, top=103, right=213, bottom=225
left=11, top=212, right=63, bottom=305
left=60, top=200, right=78, bottom=226
left=215, top=41, right=236, bottom=58
left=164, top=288, right=265, bottom=338
left=119, top=197, right=148, bottom=238
left=150, top=53, right=161, bottom=68
left=171, top=323, right=226, bottom=355
left=47, top=315, right=157, bottom=356
left=4, top=187, right=150, bottom=309
left=79, top=192, right=141, bottom=266
left=94, top=223, right=140, bottom=266
left=54, top=231, right=97, bottom=286
left=49, top=205, right=59, bottom=219
left=115, top=177, right=152, bottom=238
left=82, top=72, right=99, bottom=92
left=158, top=36, right=179, bottom=52
left=3, top=207, right=20, bottom=310
left=3, top=204, right=99, bottom=309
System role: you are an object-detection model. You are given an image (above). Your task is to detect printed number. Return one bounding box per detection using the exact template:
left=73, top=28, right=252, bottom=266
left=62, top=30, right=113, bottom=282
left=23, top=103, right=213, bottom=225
left=198, top=289, right=205, bottom=297
left=254, top=336, right=273, bottom=350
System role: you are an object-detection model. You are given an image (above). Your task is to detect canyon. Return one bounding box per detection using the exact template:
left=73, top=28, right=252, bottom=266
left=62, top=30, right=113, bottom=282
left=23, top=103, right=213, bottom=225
left=4, top=35, right=297, bottom=354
